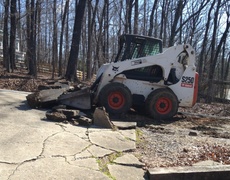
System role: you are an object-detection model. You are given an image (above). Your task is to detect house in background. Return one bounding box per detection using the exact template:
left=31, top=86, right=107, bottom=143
left=0, top=30, right=25, bottom=62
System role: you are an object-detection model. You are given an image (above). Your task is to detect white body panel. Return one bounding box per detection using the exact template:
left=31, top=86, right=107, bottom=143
left=94, top=44, right=197, bottom=107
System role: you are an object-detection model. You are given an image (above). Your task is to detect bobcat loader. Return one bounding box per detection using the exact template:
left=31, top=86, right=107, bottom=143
left=59, top=34, right=198, bottom=119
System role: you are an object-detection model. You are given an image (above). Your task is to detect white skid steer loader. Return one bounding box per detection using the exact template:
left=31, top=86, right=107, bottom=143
left=59, top=34, right=198, bottom=119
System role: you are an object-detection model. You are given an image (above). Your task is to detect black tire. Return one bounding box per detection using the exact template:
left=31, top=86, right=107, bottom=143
left=145, top=88, right=178, bottom=120
left=99, top=82, right=132, bottom=114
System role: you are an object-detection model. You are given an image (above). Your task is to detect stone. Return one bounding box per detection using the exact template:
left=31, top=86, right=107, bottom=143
left=43, top=132, right=91, bottom=156
left=93, top=107, right=114, bottom=129
left=113, top=154, right=144, bottom=166
left=67, top=157, right=100, bottom=170
left=112, top=121, right=137, bottom=129
left=77, top=116, right=93, bottom=126
left=55, top=109, right=80, bottom=118
left=89, top=130, right=136, bottom=152
left=46, top=111, right=67, bottom=122
left=10, top=157, right=110, bottom=180
left=108, top=154, right=145, bottom=180
left=87, top=145, right=114, bottom=158
left=119, top=129, right=136, bottom=141
left=189, top=131, right=198, bottom=136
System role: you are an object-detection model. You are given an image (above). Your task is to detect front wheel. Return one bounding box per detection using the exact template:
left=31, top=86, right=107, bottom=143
left=99, top=82, right=132, bottom=114
left=145, top=88, right=178, bottom=120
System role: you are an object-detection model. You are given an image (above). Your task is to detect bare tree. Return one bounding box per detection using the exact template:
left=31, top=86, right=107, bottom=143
left=65, top=0, right=87, bottom=81
left=36, top=0, right=41, bottom=72
left=168, top=0, right=186, bottom=46
left=27, top=0, right=37, bottom=77
left=9, top=0, right=17, bottom=72
left=58, top=0, right=69, bottom=77
left=125, top=0, right=133, bottom=33
left=94, top=1, right=106, bottom=71
left=133, top=0, right=138, bottom=34
left=148, top=0, right=158, bottom=36
left=159, top=0, right=170, bottom=46
left=3, top=0, right=9, bottom=71
left=198, top=0, right=216, bottom=88
left=86, top=0, right=99, bottom=80
left=52, top=0, right=58, bottom=79
left=207, top=0, right=229, bottom=102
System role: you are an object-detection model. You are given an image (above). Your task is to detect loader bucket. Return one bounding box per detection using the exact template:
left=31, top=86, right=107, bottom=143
left=58, top=88, right=91, bottom=109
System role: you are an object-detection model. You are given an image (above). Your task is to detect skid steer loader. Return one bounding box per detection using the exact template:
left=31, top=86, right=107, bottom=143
left=59, top=34, right=198, bottom=119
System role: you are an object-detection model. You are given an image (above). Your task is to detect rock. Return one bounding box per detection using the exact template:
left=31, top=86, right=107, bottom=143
left=55, top=109, right=80, bottom=118
left=93, top=107, right=114, bottom=129
left=26, top=88, right=68, bottom=108
left=112, top=121, right=136, bottom=129
left=89, top=130, right=136, bottom=152
left=189, top=131, right=198, bottom=136
left=46, top=111, right=67, bottom=122
left=108, top=154, right=145, bottom=180
left=52, top=105, right=67, bottom=111
left=77, top=116, right=93, bottom=126
left=26, top=92, right=40, bottom=108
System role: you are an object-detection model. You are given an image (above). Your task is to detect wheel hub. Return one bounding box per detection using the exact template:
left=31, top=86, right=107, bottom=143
left=108, top=91, right=125, bottom=109
left=113, top=97, right=119, bottom=103
left=159, top=103, right=166, bottom=109
left=156, top=97, right=172, bottom=114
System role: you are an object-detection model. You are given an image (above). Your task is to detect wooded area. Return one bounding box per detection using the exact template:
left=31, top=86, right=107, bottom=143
left=0, top=0, right=229, bottom=102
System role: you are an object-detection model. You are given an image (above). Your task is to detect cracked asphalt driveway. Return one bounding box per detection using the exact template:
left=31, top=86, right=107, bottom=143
left=0, top=90, right=145, bottom=180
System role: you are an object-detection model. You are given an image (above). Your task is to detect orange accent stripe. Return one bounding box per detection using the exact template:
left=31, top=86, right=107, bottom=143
left=192, top=72, right=199, bottom=106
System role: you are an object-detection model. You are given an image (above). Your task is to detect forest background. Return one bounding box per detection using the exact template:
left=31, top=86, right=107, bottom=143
left=0, top=0, right=229, bottom=102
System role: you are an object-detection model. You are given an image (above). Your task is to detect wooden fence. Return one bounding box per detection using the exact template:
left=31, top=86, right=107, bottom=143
left=38, top=64, right=96, bottom=81
left=0, top=59, right=96, bottom=81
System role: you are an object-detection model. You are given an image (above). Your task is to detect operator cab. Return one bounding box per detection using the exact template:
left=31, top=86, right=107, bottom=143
left=115, top=34, right=164, bottom=83
left=115, top=34, right=163, bottom=62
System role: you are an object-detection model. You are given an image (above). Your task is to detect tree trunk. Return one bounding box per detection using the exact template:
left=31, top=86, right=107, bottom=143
left=160, top=0, right=170, bottom=46
left=220, top=40, right=226, bottom=99
left=58, top=0, right=69, bottom=77
left=104, top=0, right=109, bottom=62
left=36, top=0, right=41, bottom=72
left=207, top=4, right=229, bottom=102
left=125, top=0, right=133, bottom=33
left=3, top=0, right=9, bottom=71
left=86, top=0, right=99, bottom=80
left=64, top=2, right=70, bottom=73
left=133, top=0, right=138, bottom=34
left=65, top=0, right=87, bottom=81
left=27, top=0, right=37, bottom=77
left=17, top=0, right=23, bottom=53
left=143, top=0, right=146, bottom=35
left=168, top=0, right=185, bottom=46
left=9, top=0, right=17, bottom=72
left=86, top=0, right=92, bottom=80
left=198, top=0, right=216, bottom=90
left=52, top=0, right=58, bottom=79
left=118, top=0, right=123, bottom=35
left=94, top=0, right=107, bottom=71
left=148, top=0, right=158, bottom=36
left=224, top=53, right=230, bottom=82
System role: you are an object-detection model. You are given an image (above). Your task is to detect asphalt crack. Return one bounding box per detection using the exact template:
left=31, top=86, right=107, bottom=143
left=39, top=131, right=65, bottom=157
left=7, top=158, right=38, bottom=180
left=7, top=130, right=64, bottom=180
left=0, top=161, right=18, bottom=165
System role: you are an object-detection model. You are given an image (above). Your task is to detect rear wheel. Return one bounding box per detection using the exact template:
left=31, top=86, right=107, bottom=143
left=99, top=82, right=132, bottom=114
left=145, top=88, right=178, bottom=120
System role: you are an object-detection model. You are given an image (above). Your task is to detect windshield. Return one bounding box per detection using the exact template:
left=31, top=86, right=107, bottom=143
left=115, top=35, right=162, bottom=62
